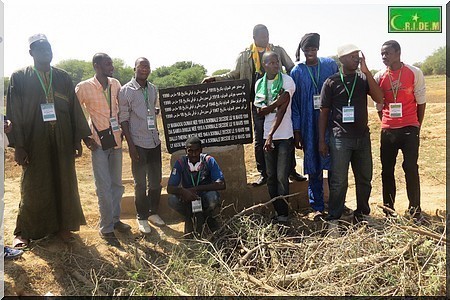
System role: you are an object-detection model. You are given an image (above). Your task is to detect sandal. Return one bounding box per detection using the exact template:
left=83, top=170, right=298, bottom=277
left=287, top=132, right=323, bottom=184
left=13, top=236, right=29, bottom=249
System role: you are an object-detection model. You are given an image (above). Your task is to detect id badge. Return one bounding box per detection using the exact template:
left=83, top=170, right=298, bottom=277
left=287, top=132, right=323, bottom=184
left=110, top=117, right=120, bottom=132
left=313, top=95, right=321, bottom=110
left=192, top=198, right=203, bottom=213
left=342, top=106, right=355, bottom=123
left=41, top=103, right=57, bottom=122
left=389, top=103, right=402, bottom=118
left=147, top=115, right=156, bottom=130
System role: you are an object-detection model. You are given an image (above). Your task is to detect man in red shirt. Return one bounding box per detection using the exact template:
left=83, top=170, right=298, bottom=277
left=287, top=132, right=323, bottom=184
left=374, top=40, right=426, bottom=222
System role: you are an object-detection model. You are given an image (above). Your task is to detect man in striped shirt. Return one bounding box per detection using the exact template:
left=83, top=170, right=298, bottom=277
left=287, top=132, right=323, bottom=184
left=118, top=57, right=165, bottom=234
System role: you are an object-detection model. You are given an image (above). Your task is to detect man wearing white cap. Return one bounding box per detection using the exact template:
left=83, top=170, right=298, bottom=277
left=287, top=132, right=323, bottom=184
left=318, top=44, right=383, bottom=226
left=6, top=34, right=91, bottom=248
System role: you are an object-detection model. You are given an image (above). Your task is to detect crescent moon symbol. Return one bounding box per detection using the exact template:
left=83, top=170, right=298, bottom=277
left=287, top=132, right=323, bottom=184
left=390, top=14, right=402, bottom=31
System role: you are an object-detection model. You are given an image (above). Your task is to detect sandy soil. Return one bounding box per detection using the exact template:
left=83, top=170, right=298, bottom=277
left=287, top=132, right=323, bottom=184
left=3, top=103, right=446, bottom=296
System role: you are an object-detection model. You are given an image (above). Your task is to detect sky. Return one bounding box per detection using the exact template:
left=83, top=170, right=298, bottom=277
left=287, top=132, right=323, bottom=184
left=0, top=0, right=446, bottom=78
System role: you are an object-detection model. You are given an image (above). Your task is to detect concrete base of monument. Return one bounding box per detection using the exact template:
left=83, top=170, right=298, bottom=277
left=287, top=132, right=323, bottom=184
left=120, top=144, right=329, bottom=221
left=120, top=176, right=330, bottom=221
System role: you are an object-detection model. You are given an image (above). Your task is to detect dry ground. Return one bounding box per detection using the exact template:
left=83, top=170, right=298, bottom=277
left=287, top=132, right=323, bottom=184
left=3, top=76, right=446, bottom=296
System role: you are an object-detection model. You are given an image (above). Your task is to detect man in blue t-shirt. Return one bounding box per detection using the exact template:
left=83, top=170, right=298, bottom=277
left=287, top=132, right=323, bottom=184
left=167, top=136, right=226, bottom=235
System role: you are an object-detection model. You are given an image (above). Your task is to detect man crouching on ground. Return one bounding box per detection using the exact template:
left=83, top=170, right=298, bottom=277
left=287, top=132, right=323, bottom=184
left=167, top=136, right=226, bottom=236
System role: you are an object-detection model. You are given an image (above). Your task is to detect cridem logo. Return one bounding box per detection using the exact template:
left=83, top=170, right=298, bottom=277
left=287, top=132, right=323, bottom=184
left=388, top=6, right=442, bottom=33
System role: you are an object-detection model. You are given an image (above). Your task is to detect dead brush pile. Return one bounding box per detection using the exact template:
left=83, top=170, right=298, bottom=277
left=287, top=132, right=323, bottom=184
left=95, top=207, right=446, bottom=296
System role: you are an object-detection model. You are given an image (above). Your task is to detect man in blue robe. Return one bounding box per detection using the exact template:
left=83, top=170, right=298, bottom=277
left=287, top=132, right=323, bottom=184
left=290, top=33, right=338, bottom=218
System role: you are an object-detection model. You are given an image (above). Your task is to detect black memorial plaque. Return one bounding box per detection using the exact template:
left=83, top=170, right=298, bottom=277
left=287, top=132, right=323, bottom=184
left=160, top=79, right=252, bottom=153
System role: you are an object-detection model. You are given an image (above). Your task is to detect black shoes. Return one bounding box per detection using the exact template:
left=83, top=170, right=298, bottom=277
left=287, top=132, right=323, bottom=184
left=100, top=232, right=121, bottom=247
left=252, top=175, right=267, bottom=187
left=114, top=221, right=131, bottom=233
left=289, top=172, right=307, bottom=182
left=252, top=172, right=306, bottom=186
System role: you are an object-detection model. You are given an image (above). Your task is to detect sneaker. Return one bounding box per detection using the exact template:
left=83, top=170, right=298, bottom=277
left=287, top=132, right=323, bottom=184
left=4, top=246, right=23, bottom=259
left=137, top=219, right=152, bottom=234
left=114, top=221, right=131, bottom=233
left=100, top=232, right=120, bottom=247
left=252, top=175, right=267, bottom=187
left=148, top=214, right=166, bottom=227
left=327, top=220, right=340, bottom=238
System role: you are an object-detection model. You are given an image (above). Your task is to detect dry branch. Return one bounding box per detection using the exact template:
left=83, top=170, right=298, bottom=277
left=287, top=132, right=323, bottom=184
left=273, top=242, right=413, bottom=286
left=239, top=271, right=290, bottom=295
left=141, top=256, right=191, bottom=296
left=215, top=193, right=300, bottom=235
left=399, top=226, right=447, bottom=243
left=71, top=270, right=106, bottom=296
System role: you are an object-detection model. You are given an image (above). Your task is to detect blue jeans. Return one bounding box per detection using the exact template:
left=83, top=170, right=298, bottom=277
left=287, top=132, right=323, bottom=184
left=168, top=191, right=220, bottom=218
left=264, top=138, right=293, bottom=217
left=132, top=145, right=162, bottom=220
left=308, top=170, right=326, bottom=212
left=91, top=147, right=124, bottom=234
left=168, top=191, right=220, bottom=232
left=327, top=134, right=372, bottom=220
left=380, top=126, right=421, bottom=216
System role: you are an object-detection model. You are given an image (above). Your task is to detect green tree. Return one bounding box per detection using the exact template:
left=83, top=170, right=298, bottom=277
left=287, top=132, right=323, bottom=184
left=420, top=46, right=445, bottom=75
left=56, top=58, right=134, bottom=86
left=212, top=69, right=230, bottom=76
left=55, top=59, right=92, bottom=86
left=149, top=61, right=207, bottom=89
left=112, top=58, right=134, bottom=85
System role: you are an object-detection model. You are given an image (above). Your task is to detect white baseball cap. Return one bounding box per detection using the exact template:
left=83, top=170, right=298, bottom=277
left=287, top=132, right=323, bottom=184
left=28, top=33, right=48, bottom=47
left=337, top=44, right=360, bottom=58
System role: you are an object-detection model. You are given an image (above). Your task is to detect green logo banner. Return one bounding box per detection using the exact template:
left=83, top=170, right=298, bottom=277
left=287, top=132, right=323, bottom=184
left=389, top=6, right=442, bottom=33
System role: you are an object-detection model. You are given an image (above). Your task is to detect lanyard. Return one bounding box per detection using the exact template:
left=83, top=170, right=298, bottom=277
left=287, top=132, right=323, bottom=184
left=306, top=61, right=320, bottom=93
left=33, top=67, right=53, bottom=101
left=101, top=84, right=113, bottom=117
left=190, top=171, right=201, bottom=187
left=141, top=86, right=150, bottom=111
left=339, top=70, right=357, bottom=106
left=102, top=85, right=111, bottom=107
left=387, top=67, right=402, bottom=103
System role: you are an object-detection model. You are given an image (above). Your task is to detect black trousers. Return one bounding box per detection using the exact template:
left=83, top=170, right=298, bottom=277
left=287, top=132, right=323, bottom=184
left=380, top=126, right=421, bottom=215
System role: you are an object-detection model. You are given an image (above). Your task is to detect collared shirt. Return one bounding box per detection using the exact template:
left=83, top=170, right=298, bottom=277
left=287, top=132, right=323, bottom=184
left=118, top=77, right=160, bottom=149
left=75, top=76, right=122, bottom=148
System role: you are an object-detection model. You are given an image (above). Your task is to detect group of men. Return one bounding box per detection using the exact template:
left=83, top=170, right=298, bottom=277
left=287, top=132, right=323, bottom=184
left=6, top=24, right=426, bottom=250
left=6, top=34, right=223, bottom=249
left=206, top=25, right=426, bottom=226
